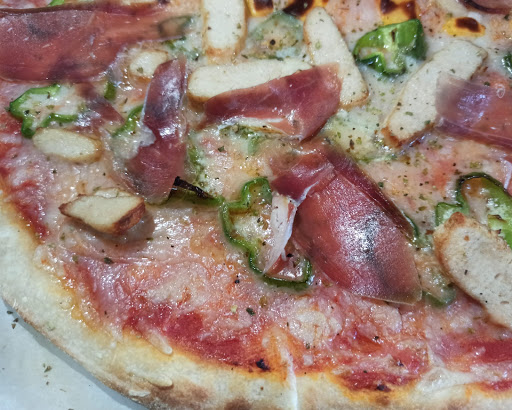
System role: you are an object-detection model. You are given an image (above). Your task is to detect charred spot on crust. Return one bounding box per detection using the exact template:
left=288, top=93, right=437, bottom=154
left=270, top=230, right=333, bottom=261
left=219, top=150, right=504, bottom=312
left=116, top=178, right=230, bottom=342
left=283, top=0, right=313, bottom=17
left=454, top=17, right=480, bottom=32
left=380, top=0, right=417, bottom=19
left=253, top=0, right=273, bottom=11
left=255, top=358, right=270, bottom=371
left=376, top=383, right=391, bottom=392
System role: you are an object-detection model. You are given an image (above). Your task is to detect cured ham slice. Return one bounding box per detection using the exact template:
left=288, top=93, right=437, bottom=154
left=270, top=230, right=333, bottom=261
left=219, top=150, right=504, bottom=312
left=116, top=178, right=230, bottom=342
left=76, top=84, right=124, bottom=132
left=324, top=149, right=415, bottom=238
left=436, top=75, right=512, bottom=150
left=203, top=64, right=341, bottom=141
left=0, top=3, right=188, bottom=81
left=271, top=153, right=335, bottom=201
left=462, top=0, right=512, bottom=14
left=272, top=149, right=421, bottom=303
left=126, top=59, right=188, bottom=203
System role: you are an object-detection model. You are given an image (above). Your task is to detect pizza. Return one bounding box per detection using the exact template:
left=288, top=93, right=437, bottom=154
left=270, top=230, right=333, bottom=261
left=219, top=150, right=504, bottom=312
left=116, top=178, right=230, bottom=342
left=1, top=0, right=512, bottom=408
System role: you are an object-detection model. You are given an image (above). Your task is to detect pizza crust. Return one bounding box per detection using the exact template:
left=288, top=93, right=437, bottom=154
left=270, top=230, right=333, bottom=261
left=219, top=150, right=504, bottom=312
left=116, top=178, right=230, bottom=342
left=2, top=194, right=512, bottom=409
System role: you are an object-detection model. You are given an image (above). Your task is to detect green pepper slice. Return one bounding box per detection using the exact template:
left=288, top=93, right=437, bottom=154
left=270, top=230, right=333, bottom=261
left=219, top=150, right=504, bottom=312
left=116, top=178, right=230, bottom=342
left=111, top=105, right=143, bottom=138
left=104, top=80, right=117, bottom=102
left=9, top=84, right=79, bottom=138
left=220, top=178, right=312, bottom=289
left=168, top=177, right=222, bottom=206
left=262, top=258, right=313, bottom=290
left=353, top=19, right=427, bottom=75
left=436, top=172, right=512, bottom=248
left=220, top=178, right=272, bottom=275
left=48, top=0, right=65, bottom=5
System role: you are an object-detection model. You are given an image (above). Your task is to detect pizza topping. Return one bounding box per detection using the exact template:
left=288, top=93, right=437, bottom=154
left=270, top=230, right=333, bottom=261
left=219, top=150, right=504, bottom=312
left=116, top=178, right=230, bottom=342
left=9, top=84, right=82, bottom=138
left=202, top=0, right=247, bottom=63
left=263, top=252, right=312, bottom=288
left=125, top=59, right=188, bottom=203
left=304, top=7, right=368, bottom=107
left=203, top=64, right=341, bottom=140
left=421, top=269, right=456, bottom=307
left=272, top=149, right=421, bottom=303
left=168, top=176, right=221, bottom=206
left=112, top=105, right=143, bottom=139
left=0, top=3, right=190, bottom=81
left=76, top=83, right=124, bottom=133
left=220, top=177, right=273, bottom=273
left=263, top=193, right=296, bottom=271
left=324, top=148, right=416, bottom=238
left=271, top=152, right=335, bottom=202
left=436, top=74, right=512, bottom=150
left=244, top=11, right=304, bottom=60
left=461, top=0, right=512, bottom=14
left=436, top=173, right=512, bottom=248
left=33, top=129, right=102, bottom=163
left=128, top=50, right=169, bottom=80
left=414, top=248, right=456, bottom=307
left=59, top=188, right=145, bottom=235
left=382, top=40, right=487, bottom=147
left=220, top=177, right=312, bottom=288
left=434, top=212, right=512, bottom=330
left=187, top=59, right=311, bottom=103
left=353, top=19, right=426, bottom=76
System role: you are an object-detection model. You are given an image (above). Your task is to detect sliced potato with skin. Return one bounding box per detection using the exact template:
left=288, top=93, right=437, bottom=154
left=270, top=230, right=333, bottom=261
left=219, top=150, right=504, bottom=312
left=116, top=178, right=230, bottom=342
left=60, top=188, right=145, bottom=235
left=33, top=129, right=102, bottom=163
left=128, top=50, right=169, bottom=79
left=304, top=7, right=368, bottom=108
left=434, top=212, right=512, bottom=330
left=202, top=0, right=247, bottom=63
left=188, top=59, right=311, bottom=102
left=382, top=40, right=487, bottom=147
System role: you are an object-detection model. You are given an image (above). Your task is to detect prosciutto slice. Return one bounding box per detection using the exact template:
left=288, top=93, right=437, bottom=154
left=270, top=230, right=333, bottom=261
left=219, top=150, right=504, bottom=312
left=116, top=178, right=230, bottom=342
left=126, top=59, right=188, bottom=203
left=76, top=83, right=124, bottom=132
left=272, top=149, right=421, bottom=303
left=0, top=3, right=188, bottom=81
left=436, top=75, right=512, bottom=149
left=271, top=152, right=335, bottom=201
left=203, top=64, right=341, bottom=141
left=462, top=0, right=512, bottom=14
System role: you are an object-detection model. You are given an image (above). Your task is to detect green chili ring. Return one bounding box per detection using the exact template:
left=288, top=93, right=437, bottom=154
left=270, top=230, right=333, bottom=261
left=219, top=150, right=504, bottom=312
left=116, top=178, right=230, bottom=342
left=220, top=177, right=313, bottom=289
left=111, top=105, right=143, bottom=138
left=9, top=84, right=78, bottom=138
left=435, top=172, right=512, bottom=248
